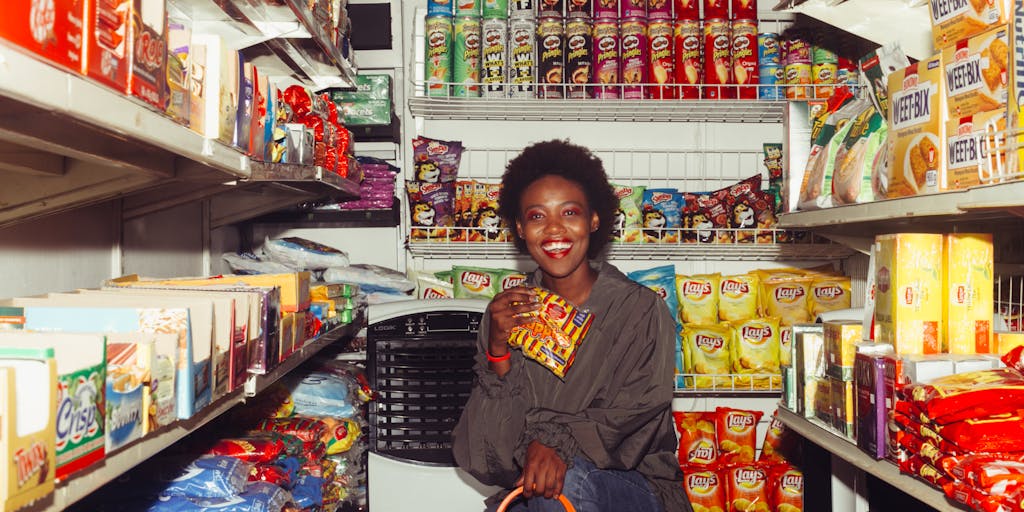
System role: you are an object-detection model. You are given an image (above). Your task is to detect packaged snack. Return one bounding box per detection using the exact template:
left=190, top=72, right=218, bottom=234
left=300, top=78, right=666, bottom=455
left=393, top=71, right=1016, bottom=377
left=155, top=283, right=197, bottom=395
left=508, top=288, right=594, bottom=379
left=158, top=456, right=253, bottom=499
left=262, top=237, right=349, bottom=271
left=406, top=180, right=456, bottom=241
left=641, top=189, right=684, bottom=243
left=944, top=233, right=994, bottom=354
left=411, top=136, right=463, bottom=183
left=677, top=273, right=721, bottom=325
left=682, top=468, right=728, bottom=512
left=731, top=317, right=782, bottom=389
left=691, top=193, right=730, bottom=244
left=452, top=180, right=474, bottom=241
left=760, top=410, right=796, bottom=463
left=682, top=324, right=733, bottom=389
left=611, top=184, right=646, bottom=244
left=769, top=465, right=804, bottom=512
left=887, top=56, right=947, bottom=197
left=903, top=367, right=1024, bottom=424
left=831, top=107, right=886, bottom=206
left=255, top=417, right=329, bottom=446
left=205, top=435, right=287, bottom=464
left=761, top=277, right=813, bottom=325
left=673, top=411, right=719, bottom=467
left=320, top=417, right=362, bottom=455
left=629, top=266, right=682, bottom=324
left=497, top=269, right=528, bottom=292
left=452, top=266, right=503, bottom=299
left=749, top=190, right=782, bottom=244
left=469, top=182, right=508, bottom=242
left=415, top=271, right=455, bottom=299
left=715, top=407, right=763, bottom=464
left=725, top=464, right=770, bottom=511
left=249, top=464, right=293, bottom=488
left=808, top=276, right=852, bottom=317
left=719, top=273, right=760, bottom=322
left=875, top=233, right=943, bottom=355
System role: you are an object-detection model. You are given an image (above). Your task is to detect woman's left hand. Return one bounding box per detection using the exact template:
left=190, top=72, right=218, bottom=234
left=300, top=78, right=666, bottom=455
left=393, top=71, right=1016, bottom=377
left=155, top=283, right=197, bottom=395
left=516, top=440, right=568, bottom=499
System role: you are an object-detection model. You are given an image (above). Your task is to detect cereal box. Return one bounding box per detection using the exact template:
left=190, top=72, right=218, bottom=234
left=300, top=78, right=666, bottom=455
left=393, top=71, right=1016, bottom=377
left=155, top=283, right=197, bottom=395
left=887, top=57, right=947, bottom=197
left=943, top=25, right=1009, bottom=118
left=874, top=233, right=944, bottom=355
left=930, top=0, right=1008, bottom=50
left=824, top=320, right=863, bottom=380
left=0, top=351, right=57, bottom=512
left=855, top=351, right=889, bottom=459
left=945, top=109, right=1008, bottom=188
left=944, top=233, right=994, bottom=353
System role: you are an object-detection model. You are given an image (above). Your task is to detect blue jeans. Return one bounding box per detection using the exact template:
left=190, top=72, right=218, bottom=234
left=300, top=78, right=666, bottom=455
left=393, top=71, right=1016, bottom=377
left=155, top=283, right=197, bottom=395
left=487, top=456, right=664, bottom=512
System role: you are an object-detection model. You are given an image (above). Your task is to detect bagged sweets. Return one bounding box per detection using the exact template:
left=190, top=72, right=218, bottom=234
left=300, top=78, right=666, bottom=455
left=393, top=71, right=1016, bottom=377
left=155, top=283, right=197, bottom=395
left=508, top=288, right=594, bottom=379
left=411, top=136, right=463, bottom=183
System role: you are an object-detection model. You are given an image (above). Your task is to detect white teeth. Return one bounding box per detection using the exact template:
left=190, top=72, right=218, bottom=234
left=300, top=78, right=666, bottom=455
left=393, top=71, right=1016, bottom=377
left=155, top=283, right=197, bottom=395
left=542, top=241, right=572, bottom=252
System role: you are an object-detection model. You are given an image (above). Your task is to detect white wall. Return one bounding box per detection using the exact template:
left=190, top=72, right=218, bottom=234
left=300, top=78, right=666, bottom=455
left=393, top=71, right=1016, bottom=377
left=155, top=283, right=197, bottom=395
left=123, top=202, right=206, bottom=278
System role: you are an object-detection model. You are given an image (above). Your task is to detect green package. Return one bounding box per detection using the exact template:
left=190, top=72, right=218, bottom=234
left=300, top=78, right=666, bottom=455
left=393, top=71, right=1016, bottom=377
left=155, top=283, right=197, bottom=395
left=452, top=266, right=503, bottom=299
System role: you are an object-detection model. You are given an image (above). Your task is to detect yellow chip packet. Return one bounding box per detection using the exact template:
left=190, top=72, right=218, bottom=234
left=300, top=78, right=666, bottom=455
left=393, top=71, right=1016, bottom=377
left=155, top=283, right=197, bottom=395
left=761, top=277, right=813, bottom=325
left=508, top=288, right=594, bottom=379
left=683, top=323, right=733, bottom=389
left=730, top=317, right=782, bottom=389
left=677, top=273, right=721, bottom=325
left=809, top=276, right=852, bottom=317
left=719, top=273, right=760, bottom=322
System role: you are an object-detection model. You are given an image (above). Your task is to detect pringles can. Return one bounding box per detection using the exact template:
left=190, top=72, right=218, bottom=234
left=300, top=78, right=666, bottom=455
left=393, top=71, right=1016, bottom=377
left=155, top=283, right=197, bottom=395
left=620, top=18, right=648, bottom=99
left=484, top=0, right=510, bottom=17
left=702, top=0, right=727, bottom=21
left=703, top=18, right=731, bottom=100
left=758, top=65, right=782, bottom=100
left=537, top=0, right=564, bottom=16
left=425, top=15, right=454, bottom=97
left=731, top=0, right=756, bottom=22
left=674, top=0, right=698, bottom=20
left=758, top=32, right=780, bottom=66
left=731, top=19, right=757, bottom=100
left=837, top=56, right=858, bottom=88
left=783, top=37, right=811, bottom=99
left=674, top=18, right=700, bottom=99
left=593, top=0, right=618, bottom=18
left=510, top=0, right=534, bottom=16
left=429, top=0, right=455, bottom=16
left=648, top=0, right=671, bottom=19
left=453, top=17, right=482, bottom=97
left=537, top=16, right=565, bottom=98
left=481, top=17, right=509, bottom=97
left=649, top=19, right=675, bottom=99
left=565, top=17, right=593, bottom=98
left=457, top=0, right=482, bottom=16
left=811, top=45, right=837, bottom=99
left=567, top=0, right=593, bottom=16
left=621, top=0, right=646, bottom=18
left=509, top=17, right=537, bottom=97
left=592, top=18, right=620, bottom=99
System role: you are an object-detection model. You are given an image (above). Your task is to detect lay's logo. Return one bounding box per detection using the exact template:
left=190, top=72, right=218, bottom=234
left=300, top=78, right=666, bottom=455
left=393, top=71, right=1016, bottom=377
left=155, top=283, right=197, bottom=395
left=688, top=444, right=715, bottom=462
left=683, top=281, right=713, bottom=297
left=781, top=471, right=804, bottom=492
left=687, top=473, right=718, bottom=491
left=502, top=275, right=526, bottom=289
left=741, top=325, right=772, bottom=344
left=726, top=412, right=756, bottom=430
left=781, top=328, right=793, bottom=346
left=814, top=285, right=844, bottom=300
left=721, top=279, right=749, bottom=295
left=653, top=286, right=669, bottom=300
left=774, top=286, right=805, bottom=302
left=695, top=334, right=724, bottom=351
left=461, top=272, right=491, bottom=292
left=423, top=288, right=448, bottom=299
left=735, top=468, right=766, bottom=486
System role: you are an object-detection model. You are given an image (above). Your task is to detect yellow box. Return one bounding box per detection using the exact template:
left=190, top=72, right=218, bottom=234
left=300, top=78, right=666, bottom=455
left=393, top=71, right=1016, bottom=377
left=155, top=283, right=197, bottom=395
left=996, top=331, right=1024, bottom=353
left=824, top=320, right=864, bottom=379
left=279, top=312, right=296, bottom=362
left=875, top=234, right=944, bottom=355
left=930, top=0, right=1009, bottom=50
left=829, top=377, right=855, bottom=437
left=0, top=348, right=57, bottom=512
left=1010, top=4, right=1024, bottom=182
left=943, top=25, right=1009, bottom=118
left=812, top=377, right=832, bottom=425
left=887, top=56, right=947, bottom=197
left=946, top=109, right=1008, bottom=188
left=113, top=272, right=311, bottom=313
left=944, top=233, right=994, bottom=353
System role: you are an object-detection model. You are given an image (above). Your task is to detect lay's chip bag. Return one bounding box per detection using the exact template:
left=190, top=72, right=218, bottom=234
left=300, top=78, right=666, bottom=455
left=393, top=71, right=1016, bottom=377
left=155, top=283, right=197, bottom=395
left=415, top=271, right=454, bottom=299
left=452, top=266, right=503, bottom=299
left=497, top=269, right=528, bottom=292
left=673, top=412, right=719, bottom=467
left=719, top=273, right=760, bottom=322
left=761, top=277, right=813, bottom=325
left=508, top=288, right=594, bottom=379
left=682, top=469, right=728, bottom=512
left=677, top=273, right=721, bottom=325
left=611, top=184, right=645, bottom=244
left=715, top=407, right=763, bottom=464
left=730, top=317, right=782, bottom=389
left=809, top=276, right=852, bottom=318
left=682, top=323, right=733, bottom=389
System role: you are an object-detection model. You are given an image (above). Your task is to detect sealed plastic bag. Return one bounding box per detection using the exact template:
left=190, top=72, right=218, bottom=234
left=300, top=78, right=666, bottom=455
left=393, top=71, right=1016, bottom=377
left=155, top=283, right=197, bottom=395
left=158, top=456, right=253, bottom=499
left=262, top=237, right=350, bottom=271
left=222, top=253, right=295, bottom=275
left=322, top=264, right=415, bottom=294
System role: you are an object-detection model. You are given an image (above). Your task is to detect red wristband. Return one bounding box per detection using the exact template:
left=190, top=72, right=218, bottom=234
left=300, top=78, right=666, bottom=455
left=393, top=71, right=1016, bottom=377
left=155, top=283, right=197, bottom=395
left=486, top=348, right=511, bottom=363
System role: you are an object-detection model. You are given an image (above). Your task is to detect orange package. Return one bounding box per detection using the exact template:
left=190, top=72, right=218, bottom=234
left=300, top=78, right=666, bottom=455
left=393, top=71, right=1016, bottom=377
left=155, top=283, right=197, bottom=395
left=715, top=407, right=763, bottom=464
left=904, top=368, right=1024, bottom=424
left=725, top=464, right=771, bottom=512
left=951, top=454, right=1024, bottom=494
left=682, top=467, right=728, bottom=512
left=759, top=411, right=796, bottom=464
left=674, top=411, right=719, bottom=467
left=508, top=288, right=594, bottom=379
left=768, top=464, right=803, bottom=512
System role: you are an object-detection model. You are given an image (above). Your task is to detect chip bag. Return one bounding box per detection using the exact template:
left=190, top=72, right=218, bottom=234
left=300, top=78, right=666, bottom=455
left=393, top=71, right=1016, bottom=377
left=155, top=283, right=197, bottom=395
left=769, top=465, right=804, bottom=512
left=759, top=410, right=796, bottom=463
left=641, top=189, right=684, bottom=243
left=903, top=368, right=1024, bottom=424
left=407, top=180, right=455, bottom=241
left=682, top=468, right=728, bottom=512
left=469, top=182, right=509, bottom=242
left=682, top=324, right=733, bottom=389
left=629, top=265, right=682, bottom=323
left=612, top=184, right=646, bottom=243
left=677, top=273, right=721, bottom=325
left=808, top=276, right=852, bottom=318
left=719, top=273, right=760, bottom=322
left=760, top=277, right=813, bottom=325
left=731, top=317, right=782, bottom=389
left=411, top=136, right=463, bottom=183
left=508, top=288, right=594, bottom=379
left=725, top=464, right=771, bottom=512
left=452, top=266, right=503, bottom=299
left=715, top=407, right=763, bottom=464
left=673, top=411, right=719, bottom=467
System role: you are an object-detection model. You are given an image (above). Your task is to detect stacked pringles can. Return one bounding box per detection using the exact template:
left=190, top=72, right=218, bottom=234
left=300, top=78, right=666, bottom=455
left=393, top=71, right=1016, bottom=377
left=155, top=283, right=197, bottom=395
left=756, top=31, right=782, bottom=100
left=777, top=38, right=857, bottom=100
left=424, top=0, right=517, bottom=98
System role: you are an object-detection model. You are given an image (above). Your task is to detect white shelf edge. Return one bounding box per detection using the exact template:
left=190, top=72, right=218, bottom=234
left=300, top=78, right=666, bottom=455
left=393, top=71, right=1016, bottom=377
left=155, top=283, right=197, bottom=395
left=45, top=313, right=363, bottom=511
left=776, top=407, right=970, bottom=512
left=407, top=241, right=855, bottom=261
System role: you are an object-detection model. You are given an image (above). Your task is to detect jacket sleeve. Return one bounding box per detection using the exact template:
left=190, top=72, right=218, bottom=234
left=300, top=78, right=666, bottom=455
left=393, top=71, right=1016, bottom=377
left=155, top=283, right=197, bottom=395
left=515, top=296, right=677, bottom=470
left=451, top=315, right=528, bottom=488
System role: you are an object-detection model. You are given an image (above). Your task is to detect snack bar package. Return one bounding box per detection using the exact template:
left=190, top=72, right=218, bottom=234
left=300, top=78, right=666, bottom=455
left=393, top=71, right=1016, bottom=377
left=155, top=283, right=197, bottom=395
left=682, top=323, right=733, bottom=389
left=411, top=136, right=463, bottom=183
left=715, top=407, right=763, bottom=464
left=611, top=184, right=646, bottom=243
left=673, top=411, right=720, bottom=467
left=508, top=288, right=594, bottom=379
left=676, top=273, right=721, bottom=325
left=719, top=273, right=760, bottom=322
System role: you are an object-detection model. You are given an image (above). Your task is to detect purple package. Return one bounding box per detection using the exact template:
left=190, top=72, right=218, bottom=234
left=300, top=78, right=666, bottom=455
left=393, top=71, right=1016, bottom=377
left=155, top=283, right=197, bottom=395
left=855, top=352, right=888, bottom=459
left=406, top=180, right=455, bottom=240
left=411, top=136, right=463, bottom=183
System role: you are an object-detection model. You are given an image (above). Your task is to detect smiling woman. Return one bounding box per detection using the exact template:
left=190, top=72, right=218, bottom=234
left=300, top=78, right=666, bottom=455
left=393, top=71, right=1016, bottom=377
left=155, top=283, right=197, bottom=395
left=452, top=140, right=695, bottom=512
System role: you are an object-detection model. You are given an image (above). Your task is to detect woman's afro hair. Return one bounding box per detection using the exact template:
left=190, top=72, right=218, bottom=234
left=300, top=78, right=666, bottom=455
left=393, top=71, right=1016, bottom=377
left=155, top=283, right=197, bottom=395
left=498, top=139, right=618, bottom=258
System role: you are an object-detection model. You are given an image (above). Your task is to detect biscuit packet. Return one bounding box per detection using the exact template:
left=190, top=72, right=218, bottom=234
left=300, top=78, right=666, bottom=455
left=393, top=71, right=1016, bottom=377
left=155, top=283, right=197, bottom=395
left=719, top=273, right=760, bottom=322
left=508, top=288, right=594, bottom=379
left=611, top=184, right=646, bottom=244
left=682, top=323, right=733, bottom=389
left=715, top=407, right=763, bottom=464
left=673, top=411, right=720, bottom=467
left=730, top=317, right=782, bottom=390
left=677, top=273, right=721, bottom=325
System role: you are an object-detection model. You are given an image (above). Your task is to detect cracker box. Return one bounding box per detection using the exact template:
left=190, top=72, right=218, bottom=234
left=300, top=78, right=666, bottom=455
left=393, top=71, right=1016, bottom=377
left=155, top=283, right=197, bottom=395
left=824, top=320, right=864, bottom=381
left=887, top=57, right=948, bottom=197
left=0, top=333, right=105, bottom=481
left=103, top=333, right=148, bottom=453
left=930, top=0, right=1008, bottom=50
left=114, top=272, right=310, bottom=313
left=945, top=109, right=1008, bottom=188
left=85, top=0, right=131, bottom=92
left=944, top=233, right=994, bottom=353
left=829, top=376, right=855, bottom=437
left=874, top=234, right=944, bottom=355
left=0, top=349, right=57, bottom=512
left=0, top=0, right=86, bottom=72
left=128, top=0, right=167, bottom=109
left=943, top=25, right=1009, bottom=118
left=855, top=351, right=889, bottom=459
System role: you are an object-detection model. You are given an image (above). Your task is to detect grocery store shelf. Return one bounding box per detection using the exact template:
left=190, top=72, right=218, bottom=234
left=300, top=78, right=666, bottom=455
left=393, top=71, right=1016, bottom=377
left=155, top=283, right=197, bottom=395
left=247, top=162, right=362, bottom=197
left=408, top=96, right=787, bottom=123
left=408, top=229, right=855, bottom=261
left=40, top=312, right=364, bottom=511
left=674, top=373, right=782, bottom=397
left=773, top=0, right=934, bottom=60
left=250, top=201, right=400, bottom=227
left=776, top=407, right=969, bottom=512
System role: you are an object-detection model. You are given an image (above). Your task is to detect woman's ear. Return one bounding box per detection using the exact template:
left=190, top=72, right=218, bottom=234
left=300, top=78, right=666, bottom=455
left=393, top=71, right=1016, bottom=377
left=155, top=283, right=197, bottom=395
left=516, top=219, right=524, bottom=238
left=590, top=212, right=599, bottom=233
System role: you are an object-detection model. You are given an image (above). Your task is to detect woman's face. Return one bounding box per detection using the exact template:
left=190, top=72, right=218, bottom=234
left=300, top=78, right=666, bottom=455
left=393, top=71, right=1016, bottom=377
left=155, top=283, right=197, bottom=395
left=516, top=175, right=599, bottom=280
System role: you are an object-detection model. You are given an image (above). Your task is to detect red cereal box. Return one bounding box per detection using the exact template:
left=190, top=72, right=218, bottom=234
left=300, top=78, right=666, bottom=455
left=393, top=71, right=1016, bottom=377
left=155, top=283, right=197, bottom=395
left=683, top=468, right=728, bottom=512
left=648, top=19, right=676, bottom=99
left=731, top=19, right=758, bottom=100
left=726, top=464, right=771, bottom=512
left=673, top=19, right=701, bottom=99
left=674, top=412, right=720, bottom=466
left=715, top=407, right=762, bottom=464
left=129, top=0, right=167, bottom=109
left=0, top=0, right=86, bottom=72
left=85, top=0, right=131, bottom=91
left=703, top=19, right=733, bottom=100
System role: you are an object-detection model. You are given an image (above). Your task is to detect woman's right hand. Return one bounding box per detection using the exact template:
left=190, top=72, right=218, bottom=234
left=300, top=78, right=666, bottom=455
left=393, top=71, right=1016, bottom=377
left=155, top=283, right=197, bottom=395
left=487, top=286, right=540, bottom=360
